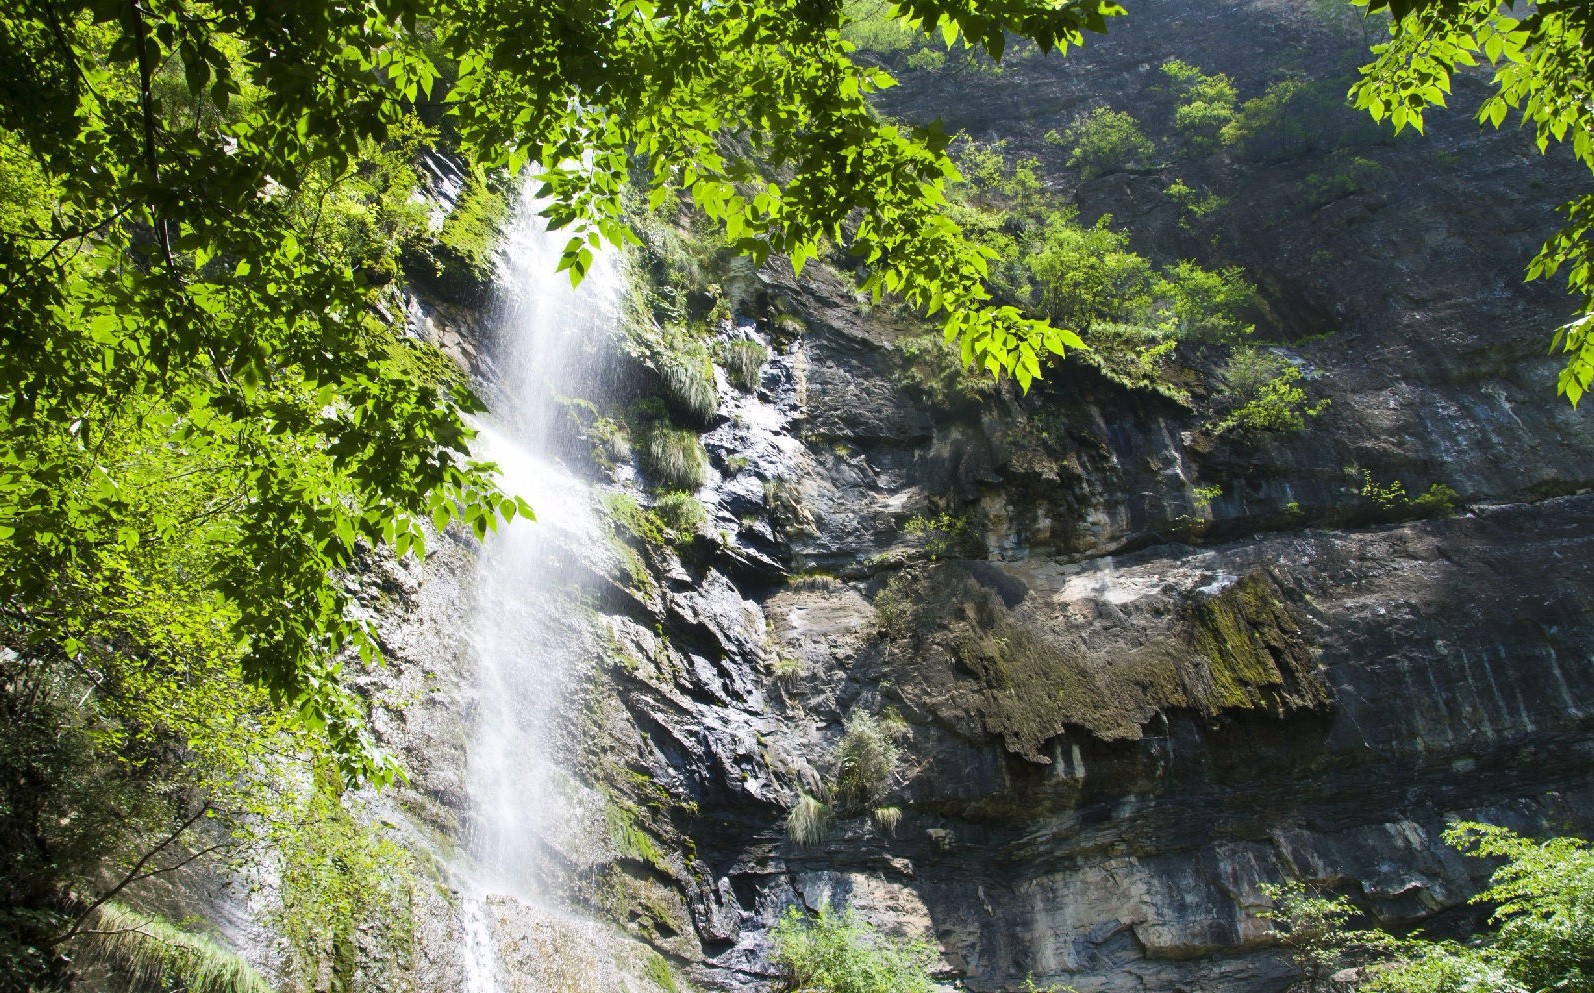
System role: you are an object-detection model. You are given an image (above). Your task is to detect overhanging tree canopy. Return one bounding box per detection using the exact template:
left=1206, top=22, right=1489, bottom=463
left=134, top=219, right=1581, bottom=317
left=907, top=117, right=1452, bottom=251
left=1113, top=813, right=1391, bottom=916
left=0, top=0, right=1112, bottom=780
left=4, top=0, right=1590, bottom=784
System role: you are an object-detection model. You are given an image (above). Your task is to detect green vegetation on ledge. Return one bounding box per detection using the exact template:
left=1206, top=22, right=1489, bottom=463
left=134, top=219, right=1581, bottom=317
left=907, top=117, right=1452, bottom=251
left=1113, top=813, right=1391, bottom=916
left=772, top=904, right=936, bottom=993
left=77, top=903, right=273, bottom=993
left=1265, top=822, right=1594, bottom=993
left=896, top=140, right=1330, bottom=437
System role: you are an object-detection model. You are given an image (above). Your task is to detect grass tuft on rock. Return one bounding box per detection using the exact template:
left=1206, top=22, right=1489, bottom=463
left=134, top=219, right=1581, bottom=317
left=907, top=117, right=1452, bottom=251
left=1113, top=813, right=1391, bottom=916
left=640, top=423, right=708, bottom=492
left=654, top=491, right=708, bottom=542
left=871, top=805, right=903, bottom=835
left=786, top=791, right=832, bottom=847
left=719, top=340, right=770, bottom=392
left=78, top=902, right=273, bottom=993
left=660, top=350, right=720, bottom=423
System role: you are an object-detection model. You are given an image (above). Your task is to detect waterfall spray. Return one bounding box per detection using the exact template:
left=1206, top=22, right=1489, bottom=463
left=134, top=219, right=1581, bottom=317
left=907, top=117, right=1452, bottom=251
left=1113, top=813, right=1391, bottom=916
left=457, top=188, right=621, bottom=990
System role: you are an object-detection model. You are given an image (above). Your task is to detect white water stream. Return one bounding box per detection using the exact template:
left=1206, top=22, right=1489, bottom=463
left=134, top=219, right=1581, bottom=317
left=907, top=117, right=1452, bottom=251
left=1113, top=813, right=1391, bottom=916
left=458, top=190, right=622, bottom=992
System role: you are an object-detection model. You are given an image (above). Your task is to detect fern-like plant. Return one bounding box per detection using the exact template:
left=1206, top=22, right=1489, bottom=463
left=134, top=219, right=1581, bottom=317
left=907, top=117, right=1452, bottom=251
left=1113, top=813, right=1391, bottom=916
left=76, top=902, right=273, bottom=993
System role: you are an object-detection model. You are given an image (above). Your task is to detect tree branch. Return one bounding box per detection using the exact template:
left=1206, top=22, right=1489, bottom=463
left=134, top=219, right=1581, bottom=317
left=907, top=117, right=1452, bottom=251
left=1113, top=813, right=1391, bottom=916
left=0, top=204, right=137, bottom=298
left=128, top=0, right=175, bottom=271
left=54, top=801, right=212, bottom=945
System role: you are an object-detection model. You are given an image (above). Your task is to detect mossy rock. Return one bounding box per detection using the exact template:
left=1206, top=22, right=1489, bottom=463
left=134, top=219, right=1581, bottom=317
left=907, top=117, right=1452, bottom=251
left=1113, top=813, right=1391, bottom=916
left=401, top=237, right=495, bottom=308
left=881, top=565, right=1329, bottom=762
left=401, top=173, right=510, bottom=307
left=1181, top=572, right=1333, bottom=717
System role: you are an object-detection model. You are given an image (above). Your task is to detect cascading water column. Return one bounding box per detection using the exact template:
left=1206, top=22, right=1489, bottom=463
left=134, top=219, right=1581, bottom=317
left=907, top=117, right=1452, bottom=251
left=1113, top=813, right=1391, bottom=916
left=457, top=188, right=621, bottom=992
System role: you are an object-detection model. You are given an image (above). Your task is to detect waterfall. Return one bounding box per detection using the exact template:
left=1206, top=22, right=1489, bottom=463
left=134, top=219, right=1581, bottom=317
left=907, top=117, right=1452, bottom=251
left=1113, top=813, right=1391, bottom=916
left=457, top=188, right=622, bottom=991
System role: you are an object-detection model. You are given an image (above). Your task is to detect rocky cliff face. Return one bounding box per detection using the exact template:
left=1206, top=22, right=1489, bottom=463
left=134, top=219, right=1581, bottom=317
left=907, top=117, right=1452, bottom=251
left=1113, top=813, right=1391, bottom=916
left=368, top=2, right=1594, bottom=992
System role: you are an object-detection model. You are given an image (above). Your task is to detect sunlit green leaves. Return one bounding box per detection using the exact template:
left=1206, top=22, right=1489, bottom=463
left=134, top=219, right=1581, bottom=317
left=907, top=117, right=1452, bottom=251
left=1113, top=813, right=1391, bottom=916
left=1, top=0, right=1117, bottom=789
left=1265, top=823, right=1594, bottom=993
left=444, top=0, right=1093, bottom=386
left=0, top=2, right=501, bottom=784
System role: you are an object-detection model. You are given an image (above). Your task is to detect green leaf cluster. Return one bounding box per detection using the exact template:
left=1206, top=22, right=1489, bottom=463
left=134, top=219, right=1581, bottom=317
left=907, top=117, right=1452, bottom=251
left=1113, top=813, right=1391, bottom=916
left=902, top=511, right=973, bottom=560
left=928, top=142, right=1272, bottom=404
left=1061, top=107, right=1157, bottom=178
left=1164, top=178, right=1228, bottom=224
left=946, top=143, right=1255, bottom=348
left=1161, top=59, right=1239, bottom=148
left=1267, top=823, right=1594, bottom=993
left=1261, top=881, right=1398, bottom=991
left=1347, top=466, right=1459, bottom=518
left=1210, top=348, right=1330, bottom=435
left=0, top=4, right=537, bottom=784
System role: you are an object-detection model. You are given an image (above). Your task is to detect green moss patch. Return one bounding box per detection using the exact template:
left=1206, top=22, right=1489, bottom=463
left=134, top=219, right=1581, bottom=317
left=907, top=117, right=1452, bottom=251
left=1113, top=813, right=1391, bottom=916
left=879, top=565, right=1329, bottom=761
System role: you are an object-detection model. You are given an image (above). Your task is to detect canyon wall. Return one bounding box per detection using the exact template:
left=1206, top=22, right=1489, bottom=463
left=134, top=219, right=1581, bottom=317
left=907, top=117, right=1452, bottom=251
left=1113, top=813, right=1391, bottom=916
left=370, top=2, right=1594, bottom=991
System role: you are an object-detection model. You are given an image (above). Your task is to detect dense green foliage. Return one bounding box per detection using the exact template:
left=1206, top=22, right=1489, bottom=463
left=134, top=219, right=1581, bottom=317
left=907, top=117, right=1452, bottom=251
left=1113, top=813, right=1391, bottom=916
left=0, top=622, right=410, bottom=989
left=0, top=13, right=470, bottom=963
left=1267, top=823, right=1594, bottom=993
left=0, top=4, right=518, bottom=789
left=1263, top=883, right=1398, bottom=991
left=929, top=141, right=1328, bottom=433
left=0, top=0, right=1584, bottom=987
left=1350, top=0, right=1594, bottom=405
left=263, top=765, right=417, bottom=991
left=1161, top=59, right=1239, bottom=148
left=1061, top=108, right=1156, bottom=178
left=1211, top=349, right=1330, bottom=435
left=771, top=903, right=936, bottom=993
left=947, top=142, right=1254, bottom=351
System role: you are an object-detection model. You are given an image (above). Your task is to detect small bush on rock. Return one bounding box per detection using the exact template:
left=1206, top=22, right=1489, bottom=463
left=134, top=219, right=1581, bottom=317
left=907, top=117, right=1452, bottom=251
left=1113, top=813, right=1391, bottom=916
left=654, top=491, right=707, bottom=541
left=640, top=423, right=708, bottom=492
left=1211, top=348, right=1329, bottom=435
left=771, top=903, right=935, bottom=993
left=835, top=710, right=905, bottom=816
left=1064, top=107, right=1155, bottom=178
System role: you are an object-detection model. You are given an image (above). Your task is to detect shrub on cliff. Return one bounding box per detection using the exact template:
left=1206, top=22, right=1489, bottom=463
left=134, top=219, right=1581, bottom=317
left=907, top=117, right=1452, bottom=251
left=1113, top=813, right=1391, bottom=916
left=771, top=903, right=935, bottom=993
left=835, top=710, right=907, bottom=817
left=1063, top=107, right=1156, bottom=178
left=1265, top=823, right=1594, bottom=993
